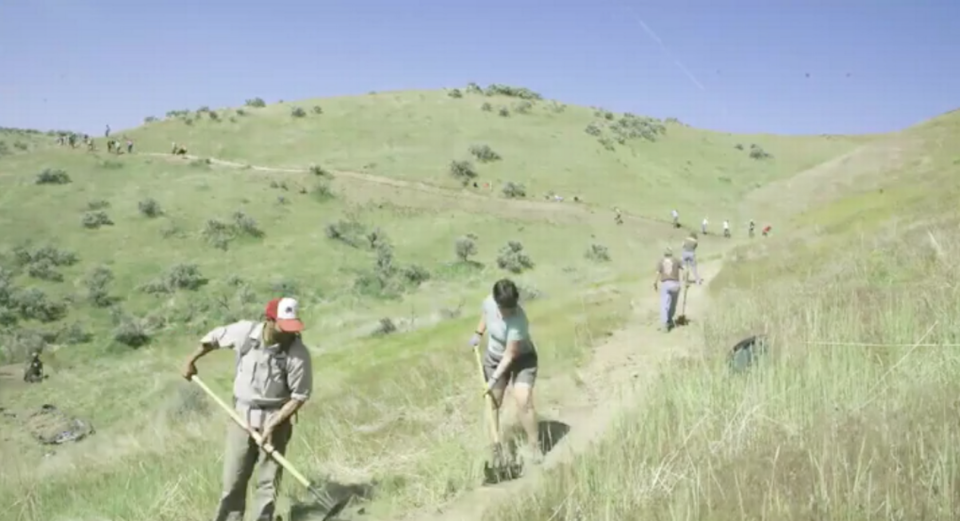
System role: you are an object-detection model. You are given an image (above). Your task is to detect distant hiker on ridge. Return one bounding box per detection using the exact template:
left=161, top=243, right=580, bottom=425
left=671, top=209, right=680, bottom=228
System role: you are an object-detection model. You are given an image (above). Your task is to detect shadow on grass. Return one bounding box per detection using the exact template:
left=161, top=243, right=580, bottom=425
left=288, top=478, right=377, bottom=521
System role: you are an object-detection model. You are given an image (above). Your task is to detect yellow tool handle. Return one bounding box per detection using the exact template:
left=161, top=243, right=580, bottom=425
left=473, top=347, right=501, bottom=444
left=190, top=375, right=312, bottom=489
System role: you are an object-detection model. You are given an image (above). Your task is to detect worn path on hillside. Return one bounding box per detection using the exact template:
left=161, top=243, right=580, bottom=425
left=373, top=260, right=723, bottom=521
left=143, top=153, right=671, bottom=228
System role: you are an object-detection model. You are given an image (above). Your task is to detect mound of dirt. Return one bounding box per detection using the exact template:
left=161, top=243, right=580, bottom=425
left=22, top=404, right=95, bottom=445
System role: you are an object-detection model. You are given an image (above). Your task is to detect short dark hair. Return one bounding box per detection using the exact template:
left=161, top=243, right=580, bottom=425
left=492, top=278, right=520, bottom=309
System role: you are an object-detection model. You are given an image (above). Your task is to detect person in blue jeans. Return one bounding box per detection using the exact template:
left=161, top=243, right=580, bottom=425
left=681, top=231, right=702, bottom=285
left=654, top=247, right=686, bottom=332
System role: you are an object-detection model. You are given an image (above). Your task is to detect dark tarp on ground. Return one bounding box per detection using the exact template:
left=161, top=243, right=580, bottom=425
left=729, top=335, right=769, bottom=374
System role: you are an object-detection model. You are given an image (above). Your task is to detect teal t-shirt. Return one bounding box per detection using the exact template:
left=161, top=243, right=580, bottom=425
left=481, top=294, right=533, bottom=362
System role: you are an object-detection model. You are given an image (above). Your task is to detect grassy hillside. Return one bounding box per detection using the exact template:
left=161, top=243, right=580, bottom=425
left=1, top=85, right=943, bottom=521
left=488, top=110, right=960, bottom=521
left=128, top=85, right=866, bottom=225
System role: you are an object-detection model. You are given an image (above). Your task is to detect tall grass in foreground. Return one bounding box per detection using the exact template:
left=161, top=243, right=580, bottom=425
left=490, top=226, right=960, bottom=520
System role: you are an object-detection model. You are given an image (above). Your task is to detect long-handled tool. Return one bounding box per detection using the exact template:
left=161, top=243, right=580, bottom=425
left=473, top=347, right=521, bottom=484
left=190, top=376, right=349, bottom=521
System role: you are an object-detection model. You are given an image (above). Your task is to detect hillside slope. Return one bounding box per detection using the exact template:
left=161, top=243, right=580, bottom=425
left=127, top=86, right=870, bottom=223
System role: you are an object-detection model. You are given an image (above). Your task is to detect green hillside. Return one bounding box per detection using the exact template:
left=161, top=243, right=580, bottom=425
left=2, top=86, right=954, bottom=521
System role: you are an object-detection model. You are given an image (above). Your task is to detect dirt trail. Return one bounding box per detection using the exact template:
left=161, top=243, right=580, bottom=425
left=382, top=260, right=723, bottom=521
left=143, top=153, right=671, bottom=228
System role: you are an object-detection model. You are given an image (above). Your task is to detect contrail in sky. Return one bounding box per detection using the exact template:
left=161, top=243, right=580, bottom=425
left=622, top=6, right=708, bottom=92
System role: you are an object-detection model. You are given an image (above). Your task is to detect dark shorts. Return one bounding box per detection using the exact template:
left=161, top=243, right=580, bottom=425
left=483, top=351, right=538, bottom=387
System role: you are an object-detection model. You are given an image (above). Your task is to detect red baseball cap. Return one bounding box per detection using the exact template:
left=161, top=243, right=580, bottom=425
left=265, top=297, right=304, bottom=333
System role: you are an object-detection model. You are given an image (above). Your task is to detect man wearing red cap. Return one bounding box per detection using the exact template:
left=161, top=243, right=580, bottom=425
left=182, top=297, right=314, bottom=521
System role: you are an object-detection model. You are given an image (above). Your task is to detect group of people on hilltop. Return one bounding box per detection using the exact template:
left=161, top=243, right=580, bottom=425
left=54, top=124, right=133, bottom=154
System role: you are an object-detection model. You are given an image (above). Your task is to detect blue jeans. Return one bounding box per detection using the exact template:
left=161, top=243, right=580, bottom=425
left=660, top=280, right=681, bottom=328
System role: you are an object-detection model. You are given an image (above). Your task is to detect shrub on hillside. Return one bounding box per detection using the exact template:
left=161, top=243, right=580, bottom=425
left=236, top=109, right=247, bottom=116
left=455, top=236, right=478, bottom=262
left=365, top=228, right=391, bottom=250
left=138, top=198, right=163, bottom=218
left=112, top=313, right=151, bottom=348
left=598, top=137, right=616, bottom=151
left=498, top=107, right=510, bottom=117
left=12, top=245, right=78, bottom=268
left=584, top=123, right=602, bottom=137
left=325, top=219, right=367, bottom=248
left=290, top=106, right=307, bottom=118
left=233, top=210, right=264, bottom=238
left=11, top=287, right=67, bottom=323
left=585, top=243, right=611, bottom=262
left=734, top=143, right=744, bottom=150
left=201, top=211, right=264, bottom=250
left=81, top=210, right=114, bottom=229
left=311, top=182, right=335, bottom=202
left=312, top=105, right=323, bottom=114
left=310, top=164, right=333, bottom=177
left=749, top=144, right=772, bottom=159
left=87, top=199, right=110, bottom=211
left=85, top=265, right=116, bottom=307
left=469, top=144, right=501, bottom=163
left=26, top=258, right=64, bottom=282
left=245, top=97, right=267, bottom=108
left=514, top=100, right=533, bottom=114
left=35, top=168, right=70, bottom=185
left=449, top=160, right=478, bottom=186
left=502, top=182, right=527, bottom=199
left=371, top=317, right=397, bottom=337
left=208, top=111, right=220, bottom=121
left=0, top=141, right=10, bottom=156
left=466, top=82, right=483, bottom=94
left=448, top=88, right=464, bottom=99
left=483, top=84, right=542, bottom=100
left=496, top=241, right=534, bottom=273
left=481, top=102, right=493, bottom=112
left=144, top=116, right=158, bottom=123
left=141, top=263, right=208, bottom=295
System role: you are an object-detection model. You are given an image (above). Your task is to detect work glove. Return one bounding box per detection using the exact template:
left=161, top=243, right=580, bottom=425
left=482, top=377, right=498, bottom=398
left=468, top=332, right=482, bottom=349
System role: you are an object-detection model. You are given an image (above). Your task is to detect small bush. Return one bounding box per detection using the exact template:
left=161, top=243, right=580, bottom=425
left=325, top=219, right=367, bottom=248
left=232, top=210, right=264, bottom=238
left=87, top=199, right=110, bottom=210
left=469, top=144, right=501, bottom=163
left=584, top=123, right=602, bottom=137
left=496, top=241, right=535, bottom=273
left=310, top=164, right=333, bottom=177
left=81, top=210, right=114, bottom=229
left=11, top=287, right=67, bottom=323
left=400, top=264, right=431, bottom=287
left=749, top=144, right=772, bottom=159
left=311, top=182, right=335, bottom=202
left=245, top=97, right=267, bottom=108
left=448, top=89, right=463, bottom=99
left=365, top=228, right=390, bottom=250
left=734, top=143, right=744, bottom=150
left=514, top=100, right=533, bottom=114
left=26, top=258, right=63, bottom=282
left=498, top=107, right=510, bottom=117
left=113, top=314, right=151, bottom=348
left=372, top=317, right=397, bottom=337
left=585, top=243, right=611, bottom=262
left=483, top=84, right=542, bottom=100
left=99, top=160, right=124, bottom=170
left=455, top=236, right=478, bottom=262
left=138, top=198, right=163, bottom=217
left=449, top=160, right=478, bottom=186
left=85, top=265, right=116, bottom=307
left=466, top=82, right=483, bottom=94
left=481, top=102, right=493, bottom=112
left=502, top=182, right=527, bottom=199
left=598, top=137, right=616, bottom=151
left=13, top=245, right=78, bottom=268
left=208, top=111, right=220, bottom=121
left=35, top=168, right=71, bottom=185
left=141, top=263, right=208, bottom=295
left=290, top=106, right=307, bottom=118
left=236, top=109, right=247, bottom=116
left=312, top=106, right=323, bottom=114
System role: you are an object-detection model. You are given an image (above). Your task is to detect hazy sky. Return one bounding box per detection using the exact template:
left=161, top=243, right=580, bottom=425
left=1, top=0, right=957, bottom=135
